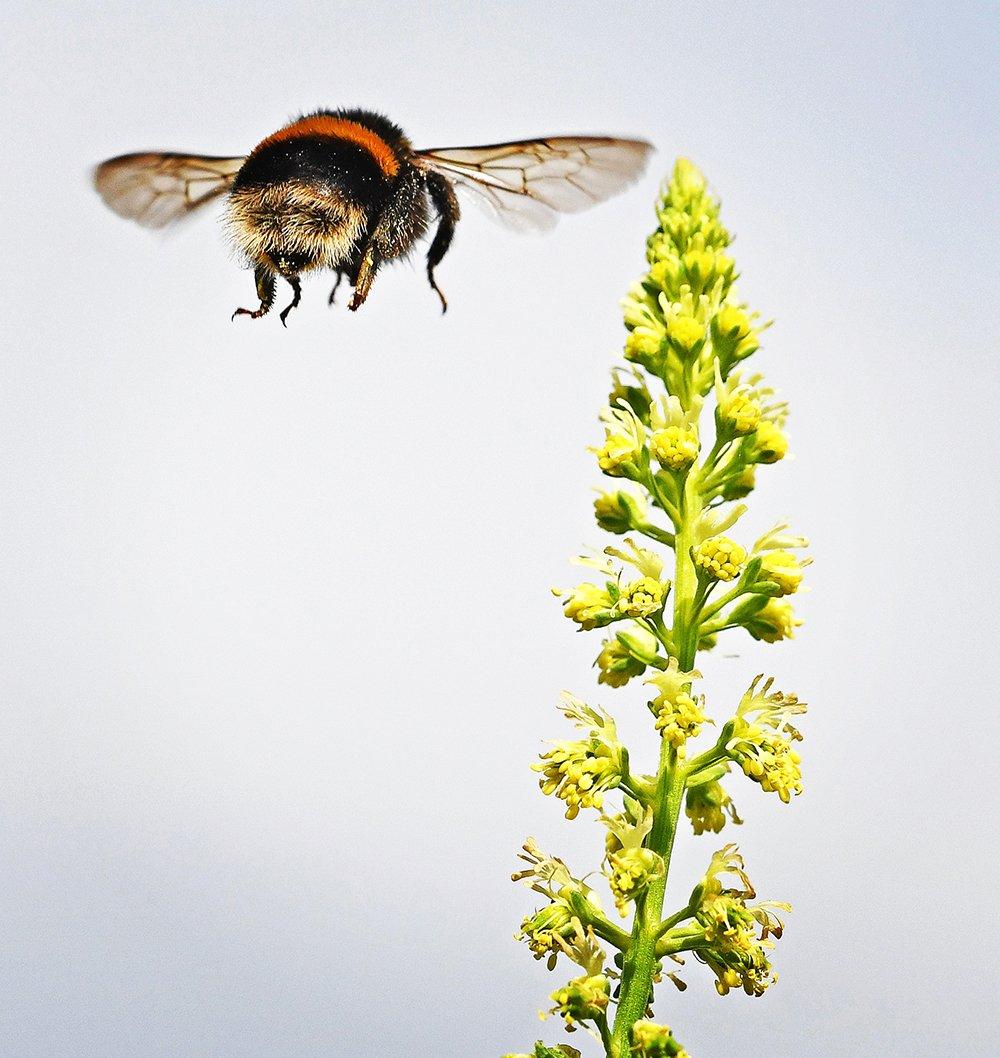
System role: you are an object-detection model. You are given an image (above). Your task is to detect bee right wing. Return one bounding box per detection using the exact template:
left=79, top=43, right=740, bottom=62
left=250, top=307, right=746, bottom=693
left=414, top=136, right=653, bottom=233
left=93, top=152, right=246, bottom=229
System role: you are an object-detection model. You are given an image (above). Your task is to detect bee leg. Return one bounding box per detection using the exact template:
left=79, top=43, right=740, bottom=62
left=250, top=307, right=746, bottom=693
left=425, top=170, right=460, bottom=315
left=232, top=266, right=276, bottom=321
left=327, top=270, right=345, bottom=307
left=348, top=246, right=380, bottom=312
left=279, top=275, right=302, bottom=328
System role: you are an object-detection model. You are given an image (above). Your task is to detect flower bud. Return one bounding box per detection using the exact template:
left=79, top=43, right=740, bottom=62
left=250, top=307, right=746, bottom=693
left=593, top=490, right=646, bottom=535
left=721, top=465, right=756, bottom=500
left=650, top=425, right=699, bottom=471
left=744, top=598, right=801, bottom=642
left=617, top=577, right=666, bottom=618
left=616, top=626, right=661, bottom=666
left=549, top=974, right=610, bottom=1028
left=595, top=626, right=659, bottom=688
left=694, top=536, right=747, bottom=581
left=682, top=248, right=716, bottom=292
left=711, top=304, right=759, bottom=363
left=719, top=389, right=761, bottom=435
left=630, top=1021, right=689, bottom=1058
left=665, top=315, right=705, bottom=356
left=595, top=637, right=647, bottom=688
left=624, top=327, right=665, bottom=373
left=607, top=847, right=663, bottom=916
left=556, top=583, right=616, bottom=630
left=749, top=420, right=788, bottom=463
left=759, top=550, right=805, bottom=595
left=685, top=781, right=743, bottom=835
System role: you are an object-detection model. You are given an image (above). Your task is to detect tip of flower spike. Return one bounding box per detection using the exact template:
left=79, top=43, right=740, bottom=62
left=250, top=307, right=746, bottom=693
left=672, top=157, right=706, bottom=191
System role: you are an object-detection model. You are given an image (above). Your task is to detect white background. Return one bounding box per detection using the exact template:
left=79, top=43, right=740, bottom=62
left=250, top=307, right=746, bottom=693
left=2, top=2, right=998, bottom=1055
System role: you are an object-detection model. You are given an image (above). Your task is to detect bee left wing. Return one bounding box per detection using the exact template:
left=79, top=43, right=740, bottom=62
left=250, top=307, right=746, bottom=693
left=414, top=136, right=653, bottom=233
left=93, top=152, right=246, bottom=229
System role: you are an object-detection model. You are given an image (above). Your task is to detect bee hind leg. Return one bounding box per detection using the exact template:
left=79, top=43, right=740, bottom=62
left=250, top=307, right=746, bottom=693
left=232, top=266, right=276, bottom=321
left=425, top=170, right=460, bottom=315
left=327, top=270, right=346, bottom=307
left=279, top=275, right=302, bottom=328
left=348, top=246, right=381, bottom=312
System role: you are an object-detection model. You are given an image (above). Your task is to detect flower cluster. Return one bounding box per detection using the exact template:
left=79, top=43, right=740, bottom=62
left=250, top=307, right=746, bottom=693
left=554, top=537, right=672, bottom=632
left=533, top=694, right=626, bottom=819
left=512, top=840, right=609, bottom=972
left=507, top=160, right=810, bottom=1057
left=503, top=1045, right=582, bottom=1058
left=547, top=973, right=611, bottom=1030
left=693, top=536, right=745, bottom=582
left=724, top=675, right=807, bottom=802
left=684, top=779, right=742, bottom=835
left=595, top=626, right=659, bottom=688
left=630, top=1022, right=690, bottom=1058
left=688, top=846, right=789, bottom=997
left=646, top=657, right=708, bottom=750
left=602, top=803, right=662, bottom=917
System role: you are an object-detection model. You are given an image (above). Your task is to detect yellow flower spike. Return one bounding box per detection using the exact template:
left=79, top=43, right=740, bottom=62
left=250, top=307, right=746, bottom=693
left=722, top=391, right=760, bottom=435
left=749, top=420, right=788, bottom=463
left=714, top=363, right=762, bottom=436
left=606, top=846, right=663, bottom=916
left=515, top=161, right=807, bottom=1053
left=712, top=303, right=761, bottom=365
left=687, top=845, right=790, bottom=998
left=694, top=536, right=747, bottom=581
left=713, top=303, right=752, bottom=341
left=682, top=248, right=716, bottom=290
left=653, top=690, right=709, bottom=749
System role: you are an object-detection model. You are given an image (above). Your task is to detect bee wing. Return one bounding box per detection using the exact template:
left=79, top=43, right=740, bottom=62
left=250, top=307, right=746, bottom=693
left=414, top=136, right=653, bottom=233
left=93, top=152, right=246, bottom=229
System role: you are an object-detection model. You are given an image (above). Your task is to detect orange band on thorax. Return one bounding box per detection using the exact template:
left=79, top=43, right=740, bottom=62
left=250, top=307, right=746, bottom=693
left=256, top=116, right=400, bottom=177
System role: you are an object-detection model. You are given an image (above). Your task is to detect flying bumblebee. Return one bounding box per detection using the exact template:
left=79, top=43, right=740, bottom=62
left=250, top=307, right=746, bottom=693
left=93, top=108, right=652, bottom=324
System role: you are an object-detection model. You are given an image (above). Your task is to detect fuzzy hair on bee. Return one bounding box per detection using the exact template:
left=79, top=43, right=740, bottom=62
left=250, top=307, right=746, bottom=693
left=94, top=108, right=653, bottom=325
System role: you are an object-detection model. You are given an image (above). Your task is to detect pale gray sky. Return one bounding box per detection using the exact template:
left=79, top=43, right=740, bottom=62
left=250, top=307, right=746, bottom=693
left=1, top=2, right=998, bottom=1056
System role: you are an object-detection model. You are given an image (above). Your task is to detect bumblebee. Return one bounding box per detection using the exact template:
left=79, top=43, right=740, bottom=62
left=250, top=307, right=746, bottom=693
left=94, top=108, right=652, bottom=324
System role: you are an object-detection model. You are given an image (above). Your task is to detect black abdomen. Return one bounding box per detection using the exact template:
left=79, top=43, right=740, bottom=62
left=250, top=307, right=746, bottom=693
left=233, top=136, right=392, bottom=213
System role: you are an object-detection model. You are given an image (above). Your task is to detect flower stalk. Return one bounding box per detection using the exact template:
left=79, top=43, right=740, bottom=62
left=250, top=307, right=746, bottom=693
left=507, top=160, right=809, bottom=1058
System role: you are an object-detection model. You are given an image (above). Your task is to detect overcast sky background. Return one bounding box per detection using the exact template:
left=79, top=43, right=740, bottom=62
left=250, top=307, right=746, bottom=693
left=1, top=2, right=998, bottom=1056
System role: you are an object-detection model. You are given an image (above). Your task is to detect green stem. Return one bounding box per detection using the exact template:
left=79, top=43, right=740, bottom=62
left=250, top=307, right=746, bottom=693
left=635, top=520, right=676, bottom=547
left=654, top=903, right=696, bottom=940
left=607, top=480, right=703, bottom=1057
left=597, top=1012, right=614, bottom=1054
left=591, top=918, right=634, bottom=953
